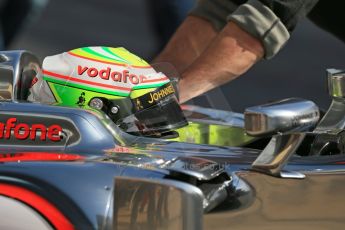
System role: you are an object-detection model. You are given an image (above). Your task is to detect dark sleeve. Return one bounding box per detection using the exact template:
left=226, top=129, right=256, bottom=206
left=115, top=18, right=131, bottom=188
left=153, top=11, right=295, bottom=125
left=257, top=0, right=319, bottom=32
left=190, top=0, right=319, bottom=59
left=189, top=0, right=240, bottom=31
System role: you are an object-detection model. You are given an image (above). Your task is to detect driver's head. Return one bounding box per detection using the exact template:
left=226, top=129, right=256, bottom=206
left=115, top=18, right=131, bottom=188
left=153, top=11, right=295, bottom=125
left=29, top=46, right=187, bottom=136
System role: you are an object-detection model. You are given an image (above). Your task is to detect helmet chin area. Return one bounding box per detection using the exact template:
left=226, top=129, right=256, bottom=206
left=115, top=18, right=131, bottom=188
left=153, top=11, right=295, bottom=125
left=134, top=95, right=187, bottom=135
left=88, top=82, right=188, bottom=137
left=118, top=83, right=188, bottom=137
left=117, top=99, right=187, bottom=137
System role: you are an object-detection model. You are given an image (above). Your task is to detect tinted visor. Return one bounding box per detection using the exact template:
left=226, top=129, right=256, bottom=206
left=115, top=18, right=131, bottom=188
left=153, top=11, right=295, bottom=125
left=119, top=82, right=188, bottom=135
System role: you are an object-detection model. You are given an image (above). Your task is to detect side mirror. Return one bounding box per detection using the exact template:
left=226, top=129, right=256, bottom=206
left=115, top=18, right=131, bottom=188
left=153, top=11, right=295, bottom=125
left=245, top=98, right=319, bottom=178
left=0, top=50, right=41, bottom=101
left=245, top=98, right=319, bottom=136
left=310, top=69, right=345, bottom=155
left=327, top=68, right=345, bottom=98
left=314, top=69, right=345, bottom=132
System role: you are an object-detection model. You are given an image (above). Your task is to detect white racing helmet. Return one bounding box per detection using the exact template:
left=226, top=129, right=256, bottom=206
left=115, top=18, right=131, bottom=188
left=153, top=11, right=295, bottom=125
left=29, top=46, right=188, bottom=136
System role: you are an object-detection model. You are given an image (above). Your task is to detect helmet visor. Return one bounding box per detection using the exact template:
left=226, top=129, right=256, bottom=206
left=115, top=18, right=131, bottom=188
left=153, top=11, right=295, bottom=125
left=118, top=82, right=188, bottom=136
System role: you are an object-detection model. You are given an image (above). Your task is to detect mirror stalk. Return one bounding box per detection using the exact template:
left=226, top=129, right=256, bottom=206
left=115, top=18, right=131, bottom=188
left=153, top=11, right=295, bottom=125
left=252, top=133, right=306, bottom=178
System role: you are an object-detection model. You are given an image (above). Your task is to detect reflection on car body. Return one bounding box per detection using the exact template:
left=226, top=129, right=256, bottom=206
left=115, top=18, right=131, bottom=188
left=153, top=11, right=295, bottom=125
left=0, top=50, right=344, bottom=229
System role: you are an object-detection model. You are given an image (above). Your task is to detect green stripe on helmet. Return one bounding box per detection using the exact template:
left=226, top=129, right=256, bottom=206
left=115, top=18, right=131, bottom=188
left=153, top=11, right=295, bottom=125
left=43, top=76, right=130, bottom=97
left=82, top=47, right=129, bottom=64
left=132, top=82, right=168, bottom=90
left=102, top=47, right=130, bottom=63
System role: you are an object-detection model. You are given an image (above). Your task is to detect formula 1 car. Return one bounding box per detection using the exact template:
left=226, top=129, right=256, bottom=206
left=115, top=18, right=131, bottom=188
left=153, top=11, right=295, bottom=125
left=0, top=50, right=345, bottom=230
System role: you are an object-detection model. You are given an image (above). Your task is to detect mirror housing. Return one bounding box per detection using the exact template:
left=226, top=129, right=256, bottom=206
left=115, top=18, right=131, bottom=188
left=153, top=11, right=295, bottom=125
left=0, top=50, right=41, bottom=101
left=245, top=98, right=320, bottom=136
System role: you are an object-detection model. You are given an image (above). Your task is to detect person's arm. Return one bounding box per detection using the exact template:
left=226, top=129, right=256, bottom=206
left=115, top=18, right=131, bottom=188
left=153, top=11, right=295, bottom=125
left=153, top=16, right=217, bottom=73
left=179, top=21, right=264, bottom=103
left=155, top=0, right=319, bottom=103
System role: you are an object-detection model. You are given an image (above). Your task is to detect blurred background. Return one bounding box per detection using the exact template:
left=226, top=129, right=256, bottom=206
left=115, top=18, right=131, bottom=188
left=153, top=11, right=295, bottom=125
left=7, top=0, right=345, bottom=112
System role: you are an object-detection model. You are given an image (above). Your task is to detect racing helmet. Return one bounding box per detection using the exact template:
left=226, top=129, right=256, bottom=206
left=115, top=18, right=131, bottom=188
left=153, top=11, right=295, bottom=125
left=28, top=46, right=188, bottom=136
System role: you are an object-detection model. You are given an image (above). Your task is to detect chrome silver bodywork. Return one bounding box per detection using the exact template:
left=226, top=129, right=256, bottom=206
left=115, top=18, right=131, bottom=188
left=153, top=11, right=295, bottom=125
left=114, top=176, right=204, bottom=230
left=204, top=171, right=345, bottom=230
left=0, top=51, right=344, bottom=229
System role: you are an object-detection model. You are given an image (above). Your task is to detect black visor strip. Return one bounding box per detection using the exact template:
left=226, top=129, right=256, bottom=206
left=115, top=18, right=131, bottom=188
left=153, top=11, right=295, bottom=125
left=132, top=83, right=176, bottom=112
